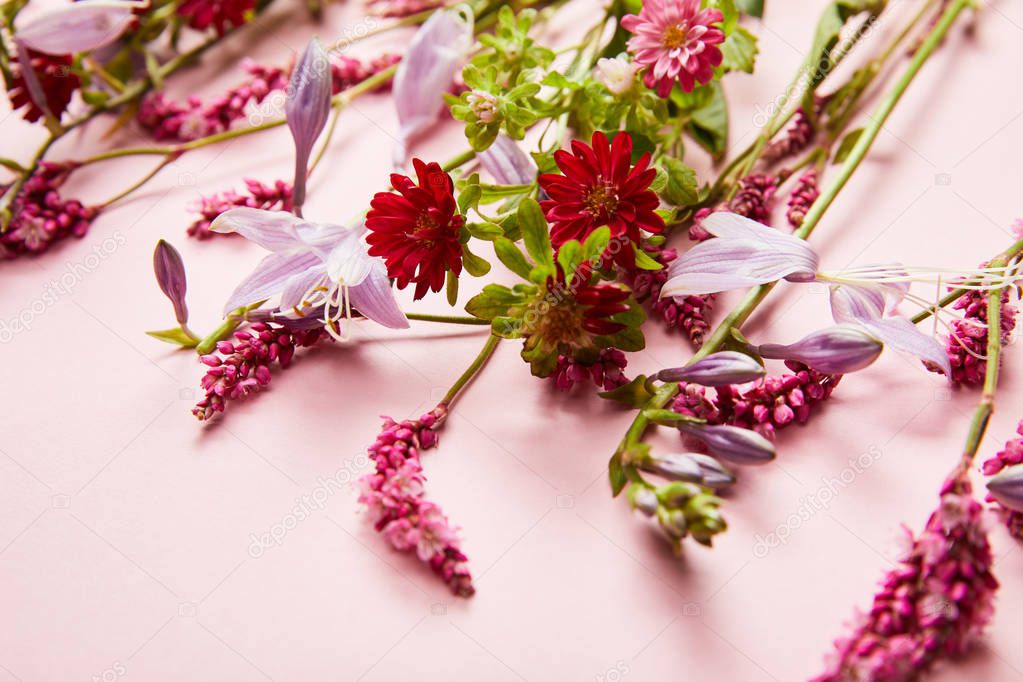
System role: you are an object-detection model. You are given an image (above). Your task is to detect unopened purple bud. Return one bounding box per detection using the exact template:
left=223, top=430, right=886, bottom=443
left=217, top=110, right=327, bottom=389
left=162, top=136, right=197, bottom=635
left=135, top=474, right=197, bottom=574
left=657, top=351, right=765, bottom=387
left=477, top=135, right=537, bottom=186
left=988, top=465, right=1023, bottom=512
left=639, top=452, right=703, bottom=483
left=678, top=423, right=775, bottom=465
left=627, top=484, right=658, bottom=517
left=685, top=453, right=736, bottom=488
left=755, top=324, right=883, bottom=374
left=153, top=240, right=188, bottom=324
left=286, top=38, right=332, bottom=216
left=15, top=0, right=140, bottom=56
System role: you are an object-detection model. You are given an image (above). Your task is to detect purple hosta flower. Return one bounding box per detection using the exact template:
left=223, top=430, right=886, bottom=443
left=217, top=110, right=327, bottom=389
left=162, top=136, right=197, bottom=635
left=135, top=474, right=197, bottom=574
left=982, top=421, right=1023, bottom=539
left=0, top=162, right=99, bottom=260
left=358, top=410, right=474, bottom=596
left=477, top=135, right=537, bottom=185
left=623, top=242, right=715, bottom=346
left=787, top=170, right=819, bottom=229
left=947, top=286, right=1018, bottom=386
left=153, top=240, right=189, bottom=324
left=187, top=179, right=293, bottom=240
left=286, top=39, right=332, bottom=217
left=813, top=474, right=997, bottom=682
left=755, top=325, right=883, bottom=375
left=677, top=423, right=776, bottom=465
left=210, top=207, right=409, bottom=338
left=662, top=212, right=819, bottom=298
left=638, top=451, right=736, bottom=488
left=658, top=351, right=766, bottom=387
left=830, top=284, right=952, bottom=377
left=193, top=323, right=323, bottom=420
left=672, top=361, right=840, bottom=441
left=391, top=7, right=474, bottom=166
left=551, top=348, right=628, bottom=391
left=14, top=0, right=140, bottom=55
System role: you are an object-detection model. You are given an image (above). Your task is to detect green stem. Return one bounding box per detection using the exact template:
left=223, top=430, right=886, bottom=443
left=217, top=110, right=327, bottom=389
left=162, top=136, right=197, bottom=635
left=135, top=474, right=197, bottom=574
left=406, top=312, right=491, bottom=325
left=616, top=0, right=972, bottom=456
left=195, top=303, right=265, bottom=355
left=439, top=334, right=501, bottom=407
left=442, top=149, right=477, bottom=173
left=99, top=155, right=177, bottom=207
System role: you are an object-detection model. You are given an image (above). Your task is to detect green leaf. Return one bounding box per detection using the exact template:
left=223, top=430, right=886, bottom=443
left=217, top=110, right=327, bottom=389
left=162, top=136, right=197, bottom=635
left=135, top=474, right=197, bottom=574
left=581, top=226, right=611, bottom=264
left=462, top=246, right=492, bottom=277
left=517, top=198, right=554, bottom=268
left=466, top=221, right=504, bottom=241
left=446, top=270, right=459, bottom=306
left=735, top=0, right=764, bottom=17
left=686, top=82, right=729, bottom=158
left=609, top=453, right=628, bottom=497
left=706, top=0, right=739, bottom=32
left=146, top=327, right=198, bottom=348
left=833, top=127, right=863, bottom=163
left=493, top=237, right=534, bottom=279
left=556, top=240, right=583, bottom=277
left=632, top=246, right=662, bottom=271
left=720, top=25, right=759, bottom=74
left=599, top=374, right=653, bottom=407
left=465, top=284, right=525, bottom=320
left=457, top=178, right=483, bottom=215
left=641, top=408, right=705, bottom=425
left=658, top=157, right=700, bottom=207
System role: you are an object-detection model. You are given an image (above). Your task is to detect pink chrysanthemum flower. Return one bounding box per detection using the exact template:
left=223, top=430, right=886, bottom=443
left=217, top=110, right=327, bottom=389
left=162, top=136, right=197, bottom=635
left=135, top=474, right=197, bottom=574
left=621, top=0, right=725, bottom=97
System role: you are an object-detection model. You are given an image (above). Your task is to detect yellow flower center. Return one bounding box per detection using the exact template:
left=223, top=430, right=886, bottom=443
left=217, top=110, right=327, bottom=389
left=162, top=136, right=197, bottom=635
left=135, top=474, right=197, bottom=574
left=662, top=23, right=691, bottom=50
left=585, top=181, right=619, bottom=221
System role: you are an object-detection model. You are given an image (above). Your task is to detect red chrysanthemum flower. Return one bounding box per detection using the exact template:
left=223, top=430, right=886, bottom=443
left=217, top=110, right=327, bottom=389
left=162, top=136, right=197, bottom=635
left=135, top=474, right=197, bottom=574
left=539, top=131, right=664, bottom=269
left=178, top=0, right=255, bottom=35
left=365, top=159, right=465, bottom=300
left=7, top=50, right=80, bottom=123
left=621, top=0, right=725, bottom=97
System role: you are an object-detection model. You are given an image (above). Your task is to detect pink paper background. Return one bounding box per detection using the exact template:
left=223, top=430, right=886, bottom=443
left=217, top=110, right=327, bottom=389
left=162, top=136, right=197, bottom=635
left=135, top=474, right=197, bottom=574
left=2, top=1, right=1023, bottom=680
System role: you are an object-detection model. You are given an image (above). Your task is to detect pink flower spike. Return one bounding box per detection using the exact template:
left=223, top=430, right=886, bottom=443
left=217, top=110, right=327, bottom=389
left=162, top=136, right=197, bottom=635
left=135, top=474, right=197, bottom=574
left=621, top=0, right=725, bottom=97
left=391, top=7, right=474, bottom=166
left=15, top=0, right=142, bottom=56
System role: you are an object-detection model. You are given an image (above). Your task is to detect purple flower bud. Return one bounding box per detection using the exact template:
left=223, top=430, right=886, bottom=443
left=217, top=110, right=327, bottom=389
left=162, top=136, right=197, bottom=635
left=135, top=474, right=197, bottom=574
left=678, top=423, right=776, bottom=465
left=988, top=465, right=1023, bottom=512
left=627, top=484, right=658, bottom=517
left=477, top=135, right=537, bottom=185
left=639, top=452, right=703, bottom=483
left=153, top=240, right=188, bottom=324
left=755, top=324, right=883, bottom=375
left=286, top=38, right=332, bottom=217
left=685, top=453, right=736, bottom=488
left=657, top=351, right=765, bottom=387
left=15, top=0, right=140, bottom=56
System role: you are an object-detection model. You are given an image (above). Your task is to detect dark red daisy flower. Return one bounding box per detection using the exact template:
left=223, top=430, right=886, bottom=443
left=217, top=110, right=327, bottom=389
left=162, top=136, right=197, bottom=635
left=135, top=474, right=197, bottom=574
left=539, top=131, right=664, bottom=269
left=8, top=50, right=80, bottom=124
left=178, top=0, right=255, bottom=35
left=365, top=159, right=465, bottom=300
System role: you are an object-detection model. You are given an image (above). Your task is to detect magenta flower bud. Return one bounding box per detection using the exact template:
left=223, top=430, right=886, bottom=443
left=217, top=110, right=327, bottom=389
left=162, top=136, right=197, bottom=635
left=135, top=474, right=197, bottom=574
left=14, top=0, right=140, bottom=56
left=477, top=135, right=537, bottom=185
left=286, top=38, right=332, bottom=217
left=657, top=351, right=765, bottom=387
left=755, top=324, right=883, bottom=375
left=679, top=423, right=776, bottom=465
left=153, top=239, right=188, bottom=324
left=988, top=465, right=1023, bottom=512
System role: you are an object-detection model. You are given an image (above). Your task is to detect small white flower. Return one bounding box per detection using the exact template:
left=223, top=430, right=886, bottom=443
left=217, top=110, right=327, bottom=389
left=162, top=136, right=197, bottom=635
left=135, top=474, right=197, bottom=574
left=595, top=57, right=640, bottom=96
left=466, top=90, right=500, bottom=124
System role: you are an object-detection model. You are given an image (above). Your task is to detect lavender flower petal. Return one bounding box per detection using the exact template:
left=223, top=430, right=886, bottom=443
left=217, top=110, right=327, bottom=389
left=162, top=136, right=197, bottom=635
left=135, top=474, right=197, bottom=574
left=210, top=207, right=305, bottom=251
left=756, top=324, right=883, bottom=375
left=657, top=351, right=765, bottom=386
left=661, top=212, right=819, bottom=298
left=15, top=0, right=140, bottom=55
left=391, top=7, right=474, bottom=166
left=349, top=262, right=410, bottom=329
left=153, top=240, right=188, bottom=324
left=224, top=251, right=322, bottom=314
left=478, top=135, right=537, bottom=185
left=286, top=38, right=333, bottom=216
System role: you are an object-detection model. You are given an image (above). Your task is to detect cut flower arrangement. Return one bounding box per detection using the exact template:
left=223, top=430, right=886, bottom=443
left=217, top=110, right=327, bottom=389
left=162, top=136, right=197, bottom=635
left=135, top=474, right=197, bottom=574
left=4, top=0, right=1022, bottom=678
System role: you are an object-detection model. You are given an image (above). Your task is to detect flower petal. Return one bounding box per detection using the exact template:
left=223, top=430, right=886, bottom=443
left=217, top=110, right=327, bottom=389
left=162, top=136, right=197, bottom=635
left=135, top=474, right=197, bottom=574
left=211, top=207, right=305, bottom=252
left=391, top=7, right=474, bottom=166
left=859, top=316, right=952, bottom=378
left=829, top=284, right=885, bottom=323
left=15, top=0, right=141, bottom=55
left=349, top=262, right=410, bottom=329
left=286, top=38, right=332, bottom=213
left=223, top=251, right=322, bottom=314
left=325, top=230, right=375, bottom=286
left=661, top=212, right=819, bottom=297
left=478, top=135, right=538, bottom=185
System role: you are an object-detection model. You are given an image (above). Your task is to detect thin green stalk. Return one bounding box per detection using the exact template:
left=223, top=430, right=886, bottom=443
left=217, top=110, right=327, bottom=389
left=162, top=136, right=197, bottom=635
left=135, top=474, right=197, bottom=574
left=439, top=334, right=501, bottom=407
left=406, top=312, right=491, bottom=325
left=616, top=0, right=972, bottom=456
left=959, top=266, right=1006, bottom=471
